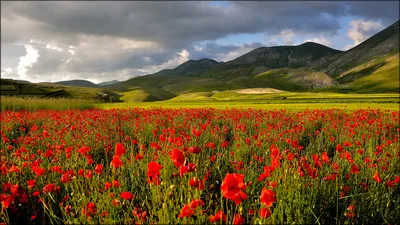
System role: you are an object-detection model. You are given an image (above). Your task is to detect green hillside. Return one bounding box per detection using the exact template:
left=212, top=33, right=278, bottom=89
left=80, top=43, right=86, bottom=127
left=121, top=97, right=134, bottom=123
left=330, top=53, right=399, bottom=93
left=254, top=68, right=338, bottom=91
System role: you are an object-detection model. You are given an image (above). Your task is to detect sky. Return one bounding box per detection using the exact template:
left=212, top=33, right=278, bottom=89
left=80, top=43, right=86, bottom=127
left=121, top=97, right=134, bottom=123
left=1, top=1, right=399, bottom=83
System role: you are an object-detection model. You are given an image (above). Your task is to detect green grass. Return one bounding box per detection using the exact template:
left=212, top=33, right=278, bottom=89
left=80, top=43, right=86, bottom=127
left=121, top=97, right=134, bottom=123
left=347, top=54, right=399, bottom=93
left=119, top=89, right=151, bottom=102
left=168, top=92, right=214, bottom=101
left=0, top=96, right=97, bottom=111
left=254, top=67, right=336, bottom=91
left=97, top=96, right=399, bottom=111
left=325, top=53, right=399, bottom=93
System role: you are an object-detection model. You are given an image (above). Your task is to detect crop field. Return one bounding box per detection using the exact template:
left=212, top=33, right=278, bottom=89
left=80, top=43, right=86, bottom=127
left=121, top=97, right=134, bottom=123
left=1, top=107, right=399, bottom=224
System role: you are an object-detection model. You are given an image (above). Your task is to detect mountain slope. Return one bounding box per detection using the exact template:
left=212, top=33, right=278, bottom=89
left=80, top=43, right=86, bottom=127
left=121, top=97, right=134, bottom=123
left=255, top=68, right=338, bottom=91
left=325, top=20, right=399, bottom=77
left=153, top=58, right=221, bottom=76
left=55, top=79, right=98, bottom=88
left=97, top=80, right=120, bottom=86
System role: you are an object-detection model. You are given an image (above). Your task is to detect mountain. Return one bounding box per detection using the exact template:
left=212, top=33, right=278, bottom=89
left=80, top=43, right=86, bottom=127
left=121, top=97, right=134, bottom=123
left=225, top=42, right=341, bottom=69
left=325, top=20, right=399, bottom=78
left=97, top=80, right=120, bottom=86
left=153, top=58, right=221, bottom=76
left=189, top=42, right=342, bottom=80
left=55, top=79, right=98, bottom=87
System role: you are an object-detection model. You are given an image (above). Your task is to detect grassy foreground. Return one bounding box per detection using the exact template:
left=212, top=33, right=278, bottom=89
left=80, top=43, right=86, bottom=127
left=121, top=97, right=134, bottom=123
left=1, top=96, right=96, bottom=111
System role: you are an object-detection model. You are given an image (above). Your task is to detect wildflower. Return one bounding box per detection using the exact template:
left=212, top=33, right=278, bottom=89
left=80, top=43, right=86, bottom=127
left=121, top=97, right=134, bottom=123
left=169, top=149, right=185, bottom=167
left=178, top=204, right=195, bottom=218
left=221, top=173, right=248, bottom=205
left=260, top=208, right=272, bottom=219
left=233, top=213, right=245, bottom=224
left=373, top=172, right=381, bottom=183
left=115, top=143, right=126, bottom=157
left=209, top=210, right=227, bottom=223
left=120, top=191, right=134, bottom=201
left=260, top=188, right=276, bottom=207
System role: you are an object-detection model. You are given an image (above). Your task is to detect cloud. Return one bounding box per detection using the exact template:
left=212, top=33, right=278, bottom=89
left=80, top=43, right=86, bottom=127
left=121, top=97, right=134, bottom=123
left=16, top=45, right=39, bottom=79
left=140, top=49, right=190, bottom=74
left=1, top=1, right=398, bottom=82
left=190, top=42, right=264, bottom=62
left=344, top=19, right=385, bottom=50
left=304, top=36, right=332, bottom=46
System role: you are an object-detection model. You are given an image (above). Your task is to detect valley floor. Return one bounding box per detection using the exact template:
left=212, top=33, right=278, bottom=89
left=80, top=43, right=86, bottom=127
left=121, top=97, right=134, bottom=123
left=97, top=93, right=400, bottom=111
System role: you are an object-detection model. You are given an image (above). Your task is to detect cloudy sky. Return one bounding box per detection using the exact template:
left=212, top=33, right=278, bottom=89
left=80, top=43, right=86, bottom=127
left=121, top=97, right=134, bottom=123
left=1, top=1, right=399, bottom=83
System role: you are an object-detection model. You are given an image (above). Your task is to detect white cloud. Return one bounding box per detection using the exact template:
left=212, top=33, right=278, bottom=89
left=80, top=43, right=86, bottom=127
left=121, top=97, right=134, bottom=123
left=345, top=19, right=384, bottom=50
left=4, top=68, right=13, bottom=73
left=280, top=29, right=295, bottom=45
left=304, top=36, right=332, bottom=46
left=46, top=44, right=63, bottom=52
left=142, top=49, right=190, bottom=73
left=16, top=45, right=39, bottom=79
left=1, top=68, right=13, bottom=77
left=265, top=29, right=296, bottom=46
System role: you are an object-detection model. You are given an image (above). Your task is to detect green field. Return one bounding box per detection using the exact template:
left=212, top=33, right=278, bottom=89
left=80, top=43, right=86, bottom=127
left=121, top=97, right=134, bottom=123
left=1, top=93, right=398, bottom=112
left=97, top=93, right=399, bottom=111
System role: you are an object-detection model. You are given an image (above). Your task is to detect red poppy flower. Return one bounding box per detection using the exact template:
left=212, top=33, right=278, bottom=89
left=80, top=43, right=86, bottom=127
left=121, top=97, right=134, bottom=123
left=8, top=166, right=20, bottom=173
left=188, top=177, right=204, bottom=190
left=336, top=144, right=344, bottom=152
left=209, top=210, right=227, bottom=223
left=115, top=143, right=126, bottom=157
left=373, top=172, right=381, bottom=183
left=189, top=146, right=201, bottom=154
left=42, top=183, right=57, bottom=193
left=189, top=199, right=204, bottom=209
left=260, top=208, right=272, bottom=219
left=178, top=204, right=195, bottom=218
left=110, top=156, right=123, bottom=168
left=27, top=180, right=36, bottom=189
left=350, top=165, right=360, bottom=174
left=321, top=152, right=330, bottom=163
left=120, top=191, right=134, bottom=201
left=32, top=166, right=46, bottom=176
left=221, top=173, right=248, bottom=205
left=169, top=149, right=185, bottom=168
left=112, top=180, right=121, bottom=188
left=87, top=202, right=97, bottom=215
left=233, top=213, right=245, bottom=225
left=147, top=162, right=163, bottom=185
left=94, top=164, right=104, bottom=175
left=260, top=188, right=276, bottom=207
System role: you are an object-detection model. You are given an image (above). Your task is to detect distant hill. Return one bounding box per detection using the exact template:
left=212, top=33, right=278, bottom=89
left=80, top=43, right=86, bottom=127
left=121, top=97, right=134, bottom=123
left=55, top=79, right=98, bottom=88
left=97, top=80, right=120, bottom=86
left=153, top=58, right=221, bottom=76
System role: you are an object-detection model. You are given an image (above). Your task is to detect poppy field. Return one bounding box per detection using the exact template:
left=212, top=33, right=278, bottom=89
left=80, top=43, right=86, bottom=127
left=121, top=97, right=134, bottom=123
left=1, top=108, right=399, bottom=224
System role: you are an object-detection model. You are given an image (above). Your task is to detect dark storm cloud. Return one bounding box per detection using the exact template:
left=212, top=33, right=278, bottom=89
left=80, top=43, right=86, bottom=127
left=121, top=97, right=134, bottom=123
left=6, top=1, right=398, bottom=47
